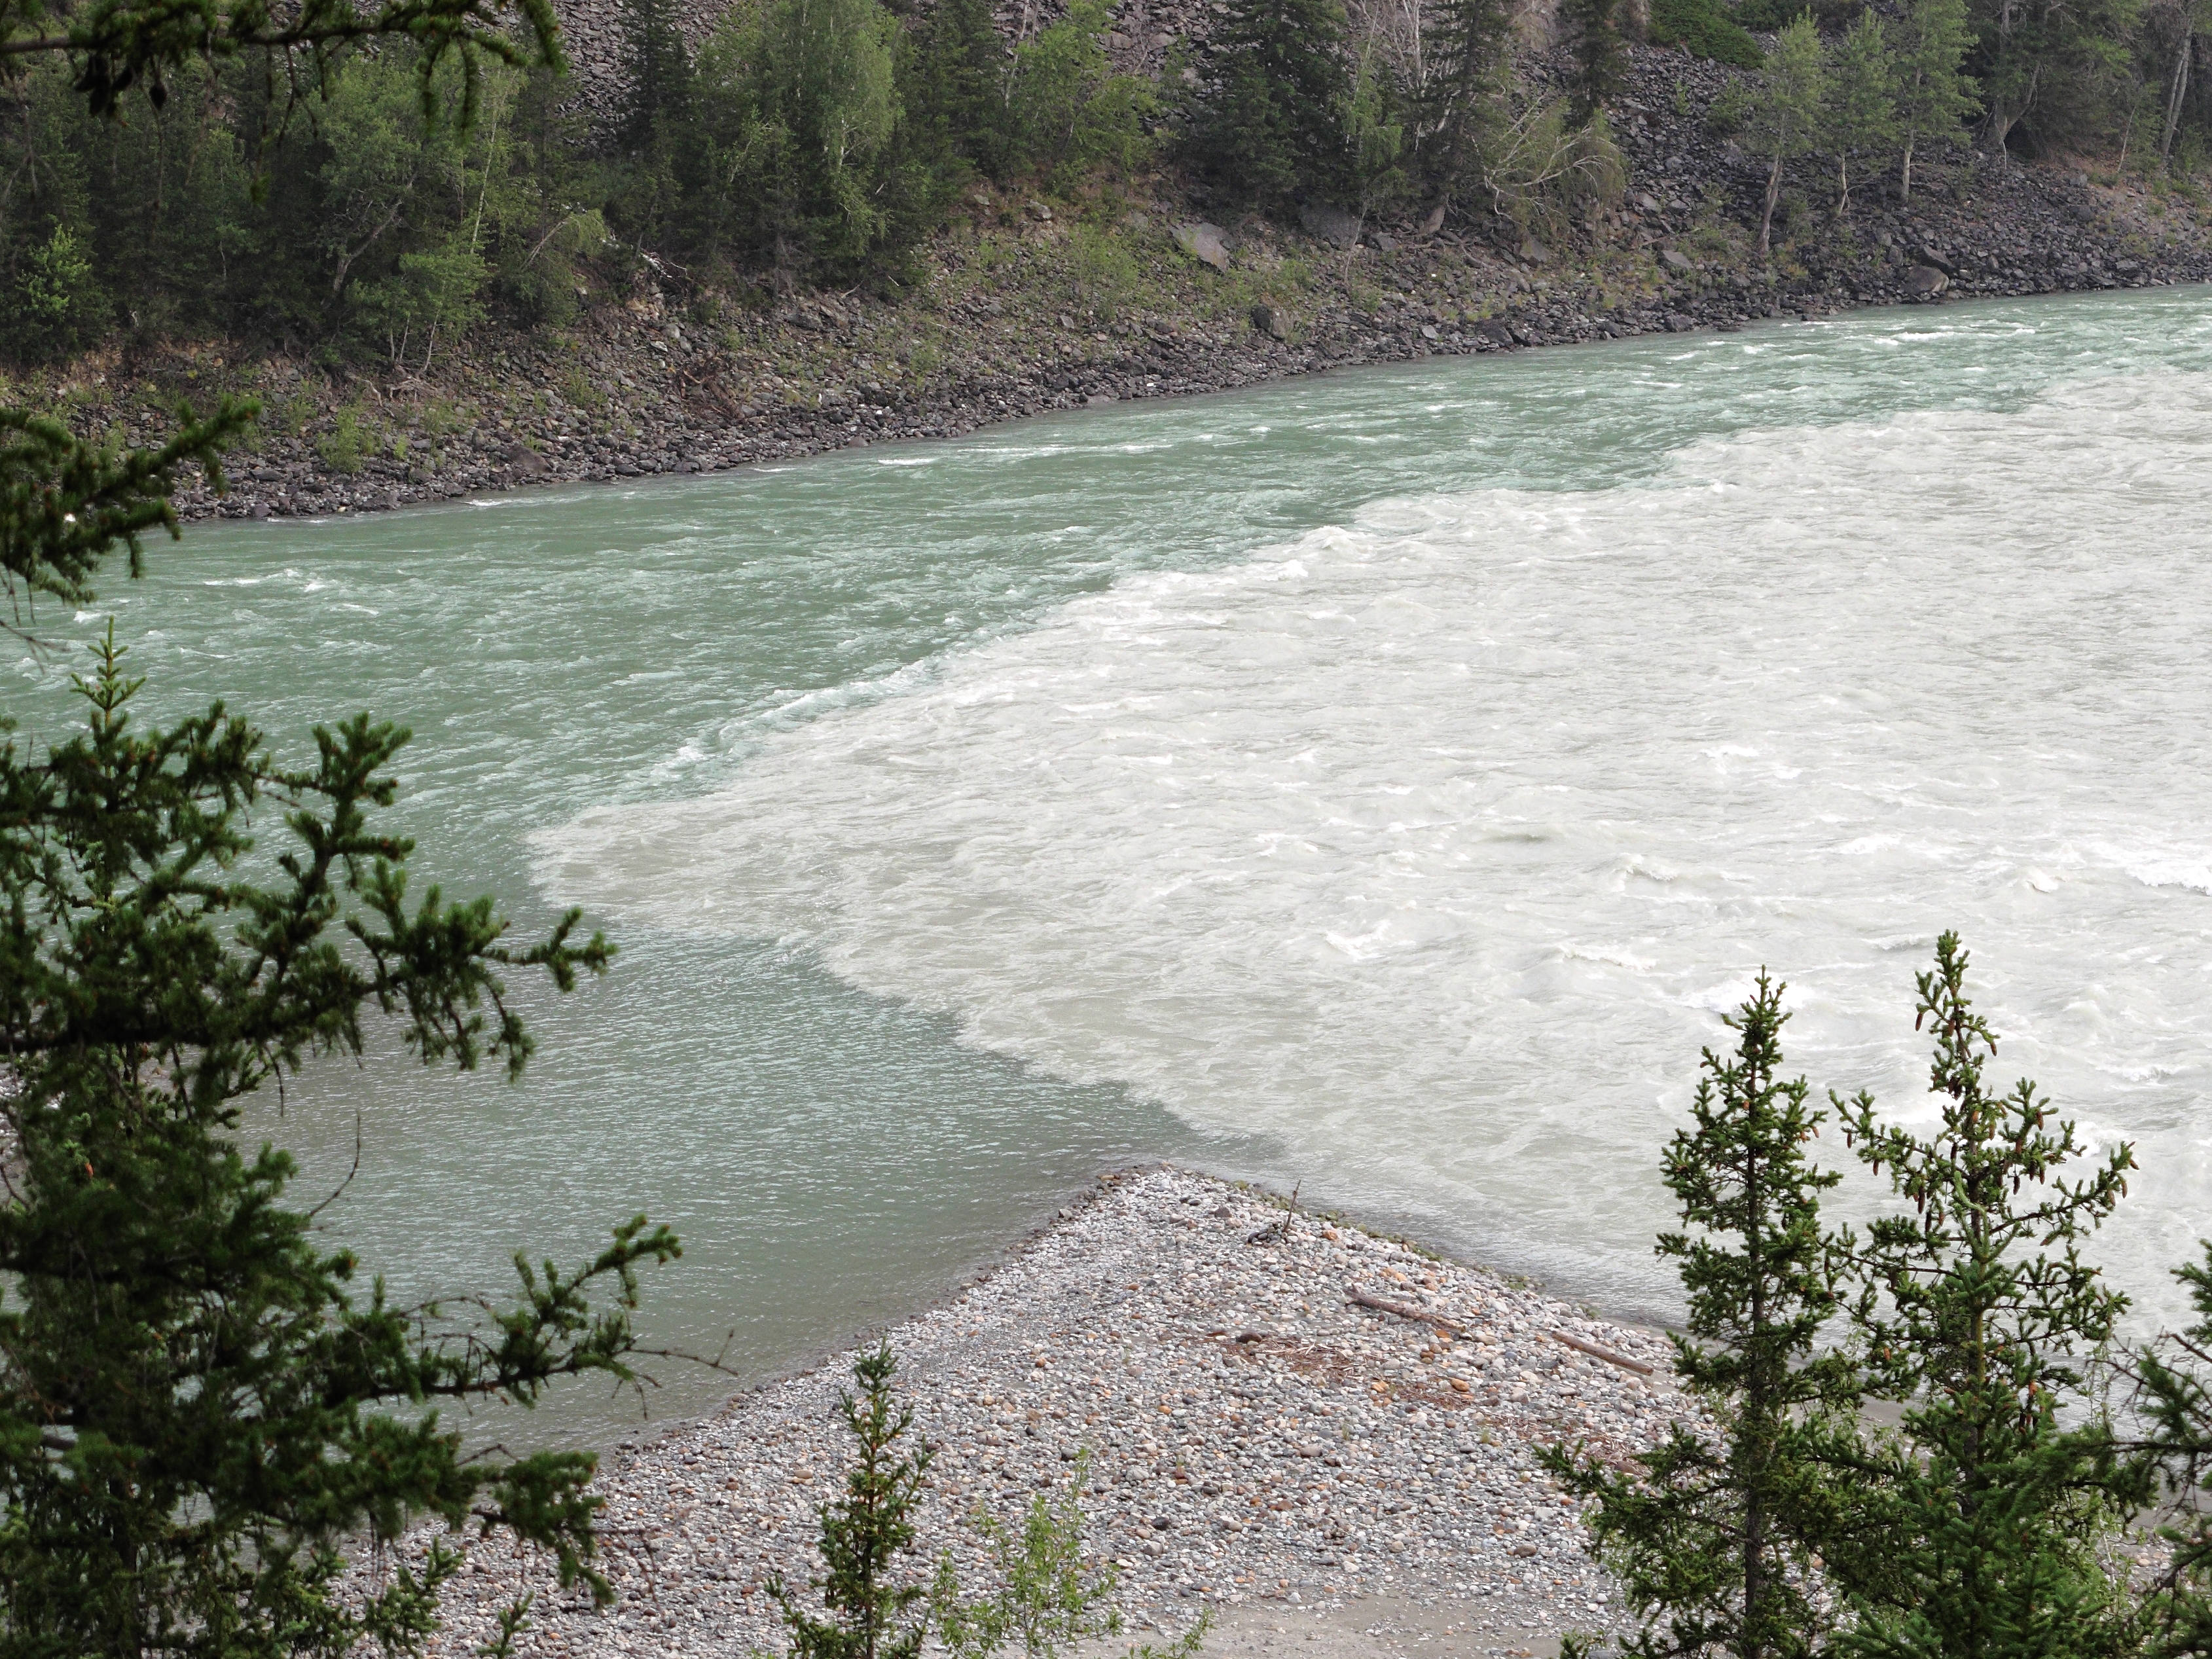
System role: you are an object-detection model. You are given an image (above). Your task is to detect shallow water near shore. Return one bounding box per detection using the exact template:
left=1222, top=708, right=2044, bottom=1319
left=16, top=285, right=2212, bottom=1444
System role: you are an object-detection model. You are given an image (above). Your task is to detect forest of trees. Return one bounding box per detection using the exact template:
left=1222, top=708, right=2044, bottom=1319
left=0, top=0, right=2205, bottom=364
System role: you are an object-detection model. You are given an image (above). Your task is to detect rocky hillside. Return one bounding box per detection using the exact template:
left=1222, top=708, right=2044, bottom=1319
left=18, top=43, right=2207, bottom=522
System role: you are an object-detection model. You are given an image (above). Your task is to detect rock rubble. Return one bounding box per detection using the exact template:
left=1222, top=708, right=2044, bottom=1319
left=419, top=1169, right=1688, bottom=1658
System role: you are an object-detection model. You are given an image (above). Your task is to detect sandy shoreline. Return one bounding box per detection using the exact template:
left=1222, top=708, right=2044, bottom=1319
left=422, top=1167, right=1692, bottom=1658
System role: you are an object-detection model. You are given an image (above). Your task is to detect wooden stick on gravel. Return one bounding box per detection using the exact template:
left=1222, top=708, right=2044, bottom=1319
left=1345, top=1286, right=1467, bottom=1336
left=1551, top=1330, right=1656, bottom=1375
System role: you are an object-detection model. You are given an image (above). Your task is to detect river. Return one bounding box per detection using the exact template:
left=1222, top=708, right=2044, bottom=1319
left=20, top=284, right=2212, bottom=1444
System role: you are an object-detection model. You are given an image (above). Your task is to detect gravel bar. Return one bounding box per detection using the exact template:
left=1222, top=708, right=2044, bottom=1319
left=422, top=1168, right=1695, bottom=1658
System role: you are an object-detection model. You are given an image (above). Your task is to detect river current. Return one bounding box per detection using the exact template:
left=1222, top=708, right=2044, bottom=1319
left=18, top=285, right=2212, bottom=1440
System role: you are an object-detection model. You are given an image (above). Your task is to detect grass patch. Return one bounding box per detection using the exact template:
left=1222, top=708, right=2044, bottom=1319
left=1650, top=0, right=1764, bottom=67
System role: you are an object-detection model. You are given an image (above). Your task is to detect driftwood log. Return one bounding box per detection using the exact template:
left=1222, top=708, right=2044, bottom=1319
left=1345, top=1286, right=1468, bottom=1336
left=1347, top=1286, right=1659, bottom=1377
left=1551, top=1330, right=1657, bottom=1375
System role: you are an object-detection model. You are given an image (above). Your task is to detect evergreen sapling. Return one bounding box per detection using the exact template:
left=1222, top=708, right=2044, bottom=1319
left=773, top=1345, right=937, bottom=1659
left=2122, top=1244, right=2212, bottom=1658
left=1186, top=0, right=1351, bottom=204
left=1832, top=933, right=2149, bottom=1659
left=1548, top=974, right=1864, bottom=1659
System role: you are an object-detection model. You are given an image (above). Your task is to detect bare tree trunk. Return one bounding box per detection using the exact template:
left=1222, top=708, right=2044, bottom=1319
left=329, top=186, right=415, bottom=297
left=1900, top=130, right=1917, bottom=200
left=1837, top=150, right=1851, bottom=219
left=2166, top=29, right=2194, bottom=160
left=1984, top=104, right=2018, bottom=156
left=1759, top=154, right=1781, bottom=254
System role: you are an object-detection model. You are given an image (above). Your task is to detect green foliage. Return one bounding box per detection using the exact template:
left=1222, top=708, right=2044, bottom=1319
left=0, top=0, right=560, bottom=124
left=911, top=0, right=1015, bottom=177
left=352, top=237, right=491, bottom=372
left=691, top=0, right=907, bottom=279
left=934, top=1451, right=1123, bottom=1659
left=1749, top=16, right=1828, bottom=251
left=1830, top=932, right=2149, bottom=1659
left=620, top=0, right=698, bottom=156
left=773, top=1345, right=937, bottom=1659
left=1650, top=0, right=1766, bottom=69
left=1065, top=221, right=1140, bottom=318
left=1184, top=0, right=1352, bottom=204
left=6, top=227, right=107, bottom=364
left=1424, top=0, right=1518, bottom=205
left=1895, top=0, right=1982, bottom=197
left=1973, top=0, right=2148, bottom=154
left=1709, top=81, right=1756, bottom=134
left=1826, top=11, right=1900, bottom=213
left=1548, top=974, right=1864, bottom=1659
left=2126, top=1247, right=2212, bottom=1658
left=0, top=602, right=678, bottom=1652
left=1561, top=0, right=1631, bottom=126
left=931, top=1451, right=1211, bottom=1659
left=1340, top=41, right=1411, bottom=219
left=0, top=22, right=685, bottom=1645
left=1471, top=102, right=1627, bottom=242
left=1006, top=0, right=1157, bottom=189
left=317, top=400, right=369, bottom=472
left=0, top=401, right=245, bottom=615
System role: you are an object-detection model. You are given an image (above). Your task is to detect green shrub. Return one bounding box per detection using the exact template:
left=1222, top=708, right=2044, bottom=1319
left=317, top=401, right=368, bottom=473
left=350, top=237, right=489, bottom=373
left=1066, top=222, right=1139, bottom=318
left=1007, top=0, right=1157, bottom=189
left=1648, top=0, right=1764, bottom=67
left=1707, top=81, right=1754, bottom=134
left=7, top=226, right=108, bottom=363
left=1730, top=0, right=1803, bottom=29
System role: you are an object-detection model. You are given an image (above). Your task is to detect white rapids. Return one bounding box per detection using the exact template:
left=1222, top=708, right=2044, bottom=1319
left=542, top=361, right=2212, bottom=1328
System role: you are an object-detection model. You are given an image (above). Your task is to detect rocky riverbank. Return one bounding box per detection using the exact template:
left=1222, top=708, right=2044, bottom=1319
left=14, top=46, right=2207, bottom=527
left=416, top=1168, right=1684, bottom=1659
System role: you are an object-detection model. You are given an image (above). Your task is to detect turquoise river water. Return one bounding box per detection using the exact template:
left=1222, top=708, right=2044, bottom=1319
left=14, top=283, right=2212, bottom=1444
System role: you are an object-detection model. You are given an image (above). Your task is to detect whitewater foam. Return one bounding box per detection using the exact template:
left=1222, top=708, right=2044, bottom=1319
left=537, top=365, right=2212, bottom=1324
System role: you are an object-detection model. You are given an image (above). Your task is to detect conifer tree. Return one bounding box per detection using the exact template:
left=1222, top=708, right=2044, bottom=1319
left=913, top=0, right=1015, bottom=179
left=1422, top=0, right=1517, bottom=207
left=1893, top=0, right=1979, bottom=200
left=619, top=0, right=696, bottom=156
left=774, top=1345, right=937, bottom=1659
left=1830, top=933, right=2150, bottom=1659
left=1747, top=16, right=1828, bottom=254
left=1548, top=974, right=1864, bottom=1659
left=1825, top=12, right=1898, bottom=217
left=2123, top=1245, right=2212, bottom=1659
left=1561, top=0, right=1629, bottom=128
left=1188, top=0, right=1351, bottom=204
left=1340, top=40, right=1411, bottom=224
left=0, top=601, right=676, bottom=1652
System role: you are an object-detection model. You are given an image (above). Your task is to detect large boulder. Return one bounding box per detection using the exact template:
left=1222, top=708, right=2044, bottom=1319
left=1906, top=264, right=1950, bottom=297
left=1250, top=302, right=1292, bottom=340
left=1173, top=222, right=1232, bottom=270
left=1298, top=201, right=1362, bottom=248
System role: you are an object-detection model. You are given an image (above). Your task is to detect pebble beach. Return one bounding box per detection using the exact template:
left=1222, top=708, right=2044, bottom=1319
left=426, top=1168, right=1694, bottom=1658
